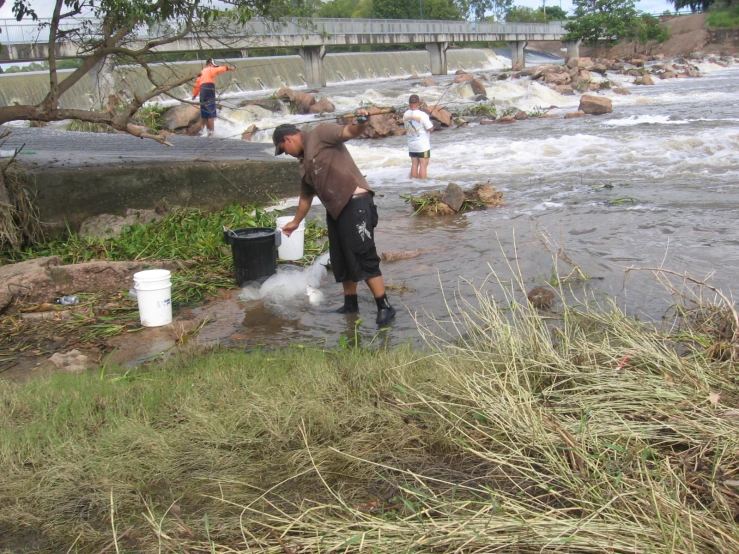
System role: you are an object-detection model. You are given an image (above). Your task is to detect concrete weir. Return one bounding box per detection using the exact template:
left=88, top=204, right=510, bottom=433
left=1, top=128, right=300, bottom=235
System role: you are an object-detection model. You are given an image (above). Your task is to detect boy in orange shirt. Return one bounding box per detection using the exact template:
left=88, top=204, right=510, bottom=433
left=192, top=58, right=236, bottom=137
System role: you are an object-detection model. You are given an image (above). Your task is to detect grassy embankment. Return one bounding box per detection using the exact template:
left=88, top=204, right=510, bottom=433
left=1, top=267, right=738, bottom=553
left=0, top=204, right=328, bottom=364
left=707, top=6, right=739, bottom=28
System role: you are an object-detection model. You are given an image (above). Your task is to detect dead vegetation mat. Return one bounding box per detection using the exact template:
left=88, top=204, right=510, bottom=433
left=1, top=272, right=739, bottom=552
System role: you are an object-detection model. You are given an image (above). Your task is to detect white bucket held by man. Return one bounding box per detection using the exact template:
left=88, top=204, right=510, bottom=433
left=132, top=269, right=172, bottom=327
left=276, top=215, right=306, bottom=261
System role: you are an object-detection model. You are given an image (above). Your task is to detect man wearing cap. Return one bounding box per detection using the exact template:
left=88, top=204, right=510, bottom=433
left=272, top=111, right=396, bottom=326
left=192, top=58, right=236, bottom=137
left=403, top=94, right=434, bottom=179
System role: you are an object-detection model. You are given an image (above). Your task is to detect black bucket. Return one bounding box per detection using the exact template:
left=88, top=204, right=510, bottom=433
left=225, top=228, right=281, bottom=286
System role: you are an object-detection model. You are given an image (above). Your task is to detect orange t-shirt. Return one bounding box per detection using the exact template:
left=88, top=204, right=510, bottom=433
left=192, top=66, right=229, bottom=97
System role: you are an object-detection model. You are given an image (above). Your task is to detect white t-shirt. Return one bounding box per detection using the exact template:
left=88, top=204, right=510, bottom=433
left=403, top=109, right=434, bottom=153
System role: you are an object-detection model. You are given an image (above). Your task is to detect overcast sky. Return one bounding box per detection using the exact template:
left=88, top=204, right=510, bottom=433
left=0, top=0, right=677, bottom=21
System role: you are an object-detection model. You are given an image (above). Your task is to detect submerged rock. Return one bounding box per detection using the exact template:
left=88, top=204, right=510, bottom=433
left=49, top=350, right=91, bottom=374
left=405, top=182, right=503, bottom=216
left=441, top=183, right=465, bottom=212
left=578, top=94, right=612, bottom=115
left=527, top=286, right=555, bottom=310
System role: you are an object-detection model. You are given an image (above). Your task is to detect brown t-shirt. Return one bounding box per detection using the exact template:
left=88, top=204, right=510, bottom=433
left=298, top=123, right=371, bottom=219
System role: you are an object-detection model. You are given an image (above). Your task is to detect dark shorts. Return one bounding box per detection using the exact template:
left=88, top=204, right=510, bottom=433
left=409, top=150, right=430, bottom=158
left=199, top=83, right=217, bottom=119
left=327, top=193, right=381, bottom=283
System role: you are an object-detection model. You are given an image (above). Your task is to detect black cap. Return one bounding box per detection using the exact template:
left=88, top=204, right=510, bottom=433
left=206, top=58, right=218, bottom=67
left=273, top=124, right=299, bottom=155
left=409, top=94, right=420, bottom=104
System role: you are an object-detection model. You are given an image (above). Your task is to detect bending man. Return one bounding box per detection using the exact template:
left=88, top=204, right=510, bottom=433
left=272, top=112, right=396, bottom=326
left=192, top=58, right=236, bottom=137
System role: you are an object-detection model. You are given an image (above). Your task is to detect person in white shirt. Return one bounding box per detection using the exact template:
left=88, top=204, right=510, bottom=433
left=403, top=94, right=435, bottom=179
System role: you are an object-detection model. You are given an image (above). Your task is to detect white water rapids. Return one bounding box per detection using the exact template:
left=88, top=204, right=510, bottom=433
left=189, top=50, right=739, bottom=346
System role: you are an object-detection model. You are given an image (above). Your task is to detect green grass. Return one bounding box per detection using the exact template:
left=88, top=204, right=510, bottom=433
left=67, top=120, right=113, bottom=133
left=0, top=206, right=329, bottom=359
left=707, top=6, right=739, bottom=28
left=4, top=204, right=327, bottom=306
left=1, top=272, right=738, bottom=552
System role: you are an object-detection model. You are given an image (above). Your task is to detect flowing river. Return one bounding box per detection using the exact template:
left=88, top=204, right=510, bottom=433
left=182, top=50, right=739, bottom=350
left=3, top=49, right=738, bottom=352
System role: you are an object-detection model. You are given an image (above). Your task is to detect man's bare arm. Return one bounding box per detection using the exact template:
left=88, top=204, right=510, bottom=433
left=341, top=108, right=369, bottom=141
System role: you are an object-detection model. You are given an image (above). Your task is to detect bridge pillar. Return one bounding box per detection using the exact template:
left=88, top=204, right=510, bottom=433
left=425, top=42, right=448, bottom=75
left=508, top=40, right=527, bottom=70
left=88, top=55, right=116, bottom=109
left=564, top=39, right=582, bottom=59
left=298, top=45, right=326, bottom=88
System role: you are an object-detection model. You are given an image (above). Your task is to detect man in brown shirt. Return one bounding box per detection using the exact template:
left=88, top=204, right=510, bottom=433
left=273, top=110, right=396, bottom=326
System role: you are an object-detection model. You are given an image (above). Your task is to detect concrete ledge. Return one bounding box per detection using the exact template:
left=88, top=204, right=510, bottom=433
left=1, top=128, right=301, bottom=235
left=33, top=160, right=300, bottom=234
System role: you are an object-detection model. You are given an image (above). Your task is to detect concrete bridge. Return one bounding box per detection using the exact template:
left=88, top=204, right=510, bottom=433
left=0, top=17, right=578, bottom=87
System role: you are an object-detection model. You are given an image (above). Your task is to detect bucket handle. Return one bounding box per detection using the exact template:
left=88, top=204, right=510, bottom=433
left=223, top=225, right=237, bottom=246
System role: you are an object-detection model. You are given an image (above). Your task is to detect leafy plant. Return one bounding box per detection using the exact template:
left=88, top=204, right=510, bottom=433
left=460, top=102, right=497, bottom=118
left=134, top=104, right=167, bottom=133
left=527, top=105, right=548, bottom=117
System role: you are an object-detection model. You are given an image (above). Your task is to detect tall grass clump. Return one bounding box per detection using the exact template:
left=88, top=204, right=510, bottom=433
left=0, top=267, right=737, bottom=552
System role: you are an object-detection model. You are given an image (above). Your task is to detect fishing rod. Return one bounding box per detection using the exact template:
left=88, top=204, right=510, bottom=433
left=189, top=107, right=399, bottom=160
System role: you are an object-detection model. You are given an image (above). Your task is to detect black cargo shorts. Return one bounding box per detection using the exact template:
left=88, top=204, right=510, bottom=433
left=326, top=193, right=381, bottom=283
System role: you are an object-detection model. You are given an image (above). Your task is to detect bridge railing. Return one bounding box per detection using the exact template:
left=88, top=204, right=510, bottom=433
left=1, top=17, right=567, bottom=45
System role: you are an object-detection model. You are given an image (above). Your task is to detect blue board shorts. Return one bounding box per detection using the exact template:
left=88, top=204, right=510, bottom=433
left=409, top=150, right=431, bottom=158
left=199, top=83, right=217, bottom=119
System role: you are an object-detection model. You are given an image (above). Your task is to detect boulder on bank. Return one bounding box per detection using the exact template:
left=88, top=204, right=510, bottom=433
left=308, top=97, right=336, bottom=114
left=238, top=98, right=284, bottom=113
left=79, top=208, right=165, bottom=239
left=404, top=183, right=504, bottom=217
left=241, top=124, right=258, bottom=141
left=338, top=106, right=404, bottom=138
left=566, top=57, right=595, bottom=69
left=163, top=104, right=200, bottom=131
left=578, top=94, right=612, bottom=115
left=453, top=73, right=474, bottom=83
left=276, top=87, right=316, bottom=114
left=635, top=74, right=655, bottom=85
left=470, top=78, right=487, bottom=97
left=553, top=85, right=575, bottom=95
left=426, top=104, right=453, bottom=127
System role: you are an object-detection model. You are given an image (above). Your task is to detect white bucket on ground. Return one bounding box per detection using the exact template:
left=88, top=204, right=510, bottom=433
left=133, top=269, right=172, bottom=327
left=276, top=216, right=305, bottom=261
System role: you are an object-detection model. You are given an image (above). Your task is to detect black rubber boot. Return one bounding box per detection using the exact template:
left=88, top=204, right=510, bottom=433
left=335, top=294, right=359, bottom=314
left=375, top=294, right=396, bottom=325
